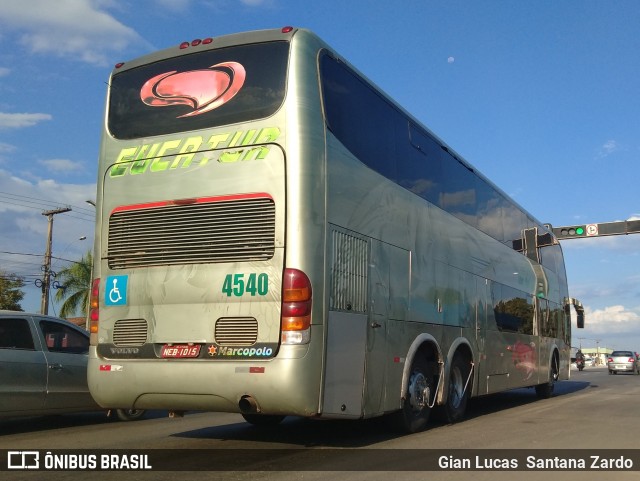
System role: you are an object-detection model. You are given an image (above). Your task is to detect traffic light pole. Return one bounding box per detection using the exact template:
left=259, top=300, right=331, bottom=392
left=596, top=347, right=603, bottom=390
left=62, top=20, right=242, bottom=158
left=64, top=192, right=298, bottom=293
left=549, top=219, right=640, bottom=240
left=40, top=207, right=72, bottom=315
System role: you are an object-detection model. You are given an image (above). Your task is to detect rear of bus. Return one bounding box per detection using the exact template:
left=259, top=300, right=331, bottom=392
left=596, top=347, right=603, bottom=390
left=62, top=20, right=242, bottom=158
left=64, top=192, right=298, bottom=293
left=87, top=28, right=328, bottom=419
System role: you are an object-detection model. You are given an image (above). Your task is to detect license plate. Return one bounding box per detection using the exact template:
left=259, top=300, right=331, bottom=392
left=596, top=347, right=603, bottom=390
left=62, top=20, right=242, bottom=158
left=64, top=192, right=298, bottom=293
left=161, top=344, right=201, bottom=358
left=616, top=365, right=626, bottom=370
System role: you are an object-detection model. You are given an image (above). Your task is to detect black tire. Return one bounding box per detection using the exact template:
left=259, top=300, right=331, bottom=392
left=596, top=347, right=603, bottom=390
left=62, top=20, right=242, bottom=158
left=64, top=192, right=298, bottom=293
left=241, top=413, right=285, bottom=426
left=442, top=355, right=471, bottom=424
left=116, top=409, right=146, bottom=421
left=387, top=354, right=434, bottom=433
left=535, top=356, right=558, bottom=399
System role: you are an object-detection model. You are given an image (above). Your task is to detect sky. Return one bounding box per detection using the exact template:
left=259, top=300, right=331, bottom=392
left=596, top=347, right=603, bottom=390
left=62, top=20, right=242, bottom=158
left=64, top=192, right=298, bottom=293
left=0, top=0, right=638, bottom=351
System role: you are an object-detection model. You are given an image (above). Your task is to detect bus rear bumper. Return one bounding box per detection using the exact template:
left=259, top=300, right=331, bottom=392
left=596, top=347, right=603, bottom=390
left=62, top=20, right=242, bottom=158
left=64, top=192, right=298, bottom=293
left=87, top=344, right=321, bottom=417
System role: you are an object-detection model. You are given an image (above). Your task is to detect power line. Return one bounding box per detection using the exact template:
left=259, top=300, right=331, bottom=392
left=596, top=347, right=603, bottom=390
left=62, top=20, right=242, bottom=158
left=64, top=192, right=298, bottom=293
left=0, top=191, right=96, bottom=217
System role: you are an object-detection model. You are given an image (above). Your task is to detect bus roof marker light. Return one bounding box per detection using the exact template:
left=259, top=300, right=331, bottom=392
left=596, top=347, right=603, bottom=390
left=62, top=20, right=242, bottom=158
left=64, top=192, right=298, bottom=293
left=191, top=39, right=202, bottom=47
left=282, top=26, right=294, bottom=33
left=179, top=42, right=190, bottom=49
left=115, top=62, right=125, bottom=69
left=202, top=38, right=213, bottom=45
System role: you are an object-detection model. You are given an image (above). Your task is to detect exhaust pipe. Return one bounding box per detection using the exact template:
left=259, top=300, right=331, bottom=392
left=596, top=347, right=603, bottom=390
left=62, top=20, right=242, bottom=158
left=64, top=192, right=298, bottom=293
left=238, top=395, right=259, bottom=414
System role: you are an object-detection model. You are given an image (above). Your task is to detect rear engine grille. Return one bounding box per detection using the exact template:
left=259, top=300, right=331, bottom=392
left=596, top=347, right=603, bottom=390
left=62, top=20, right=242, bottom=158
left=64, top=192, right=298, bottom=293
left=113, top=319, right=148, bottom=346
left=215, top=317, right=258, bottom=346
left=108, top=196, right=275, bottom=269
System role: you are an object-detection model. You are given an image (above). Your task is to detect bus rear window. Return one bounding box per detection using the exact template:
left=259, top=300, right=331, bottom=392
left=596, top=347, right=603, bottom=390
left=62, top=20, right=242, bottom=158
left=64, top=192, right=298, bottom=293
left=108, top=41, right=289, bottom=140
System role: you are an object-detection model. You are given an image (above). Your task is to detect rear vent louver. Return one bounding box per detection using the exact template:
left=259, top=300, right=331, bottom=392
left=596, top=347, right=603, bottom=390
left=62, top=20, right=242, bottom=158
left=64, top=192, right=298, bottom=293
left=215, top=317, right=258, bottom=346
left=108, top=196, right=275, bottom=269
left=330, top=229, right=368, bottom=313
left=113, top=319, right=148, bottom=346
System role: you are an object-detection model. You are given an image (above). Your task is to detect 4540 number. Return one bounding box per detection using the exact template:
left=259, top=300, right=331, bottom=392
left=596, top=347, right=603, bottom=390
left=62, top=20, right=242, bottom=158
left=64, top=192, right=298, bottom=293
left=222, top=273, right=269, bottom=297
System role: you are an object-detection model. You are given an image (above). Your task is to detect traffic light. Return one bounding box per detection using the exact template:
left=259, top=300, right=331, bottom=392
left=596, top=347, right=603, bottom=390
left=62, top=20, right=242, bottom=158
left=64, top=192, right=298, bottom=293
left=553, top=225, right=586, bottom=239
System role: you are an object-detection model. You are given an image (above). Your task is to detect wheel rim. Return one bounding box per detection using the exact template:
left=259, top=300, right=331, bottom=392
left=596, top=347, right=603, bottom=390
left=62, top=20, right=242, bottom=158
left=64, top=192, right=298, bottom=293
left=408, top=370, right=430, bottom=412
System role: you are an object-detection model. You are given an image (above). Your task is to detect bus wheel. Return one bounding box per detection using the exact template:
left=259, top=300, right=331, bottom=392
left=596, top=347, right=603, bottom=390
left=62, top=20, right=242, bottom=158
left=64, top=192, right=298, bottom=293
left=535, top=357, right=558, bottom=399
left=443, top=355, right=471, bottom=423
left=388, top=355, right=433, bottom=433
left=116, top=408, right=146, bottom=421
left=241, top=414, right=285, bottom=426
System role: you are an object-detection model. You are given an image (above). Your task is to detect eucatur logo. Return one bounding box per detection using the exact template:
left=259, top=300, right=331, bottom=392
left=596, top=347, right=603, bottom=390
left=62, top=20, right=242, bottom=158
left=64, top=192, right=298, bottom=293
left=140, top=61, right=246, bottom=118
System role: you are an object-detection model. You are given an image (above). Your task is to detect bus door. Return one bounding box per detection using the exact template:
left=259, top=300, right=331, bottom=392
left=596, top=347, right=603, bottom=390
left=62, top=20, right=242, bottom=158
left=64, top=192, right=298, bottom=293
left=363, top=240, right=410, bottom=417
left=322, top=231, right=409, bottom=418
left=474, top=277, right=490, bottom=395
left=322, top=227, right=368, bottom=418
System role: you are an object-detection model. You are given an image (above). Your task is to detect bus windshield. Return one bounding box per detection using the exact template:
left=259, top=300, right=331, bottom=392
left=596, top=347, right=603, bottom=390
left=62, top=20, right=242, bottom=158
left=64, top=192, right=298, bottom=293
left=108, top=41, right=289, bottom=140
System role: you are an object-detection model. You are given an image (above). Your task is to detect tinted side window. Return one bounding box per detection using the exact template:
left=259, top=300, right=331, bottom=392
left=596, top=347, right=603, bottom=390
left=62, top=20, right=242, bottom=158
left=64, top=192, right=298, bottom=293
left=491, top=284, right=534, bottom=335
left=38, top=321, right=89, bottom=354
left=320, top=52, right=556, bottom=267
left=0, top=318, right=35, bottom=350
left=402, top=123, right=443, bottom=205
left=541, top=301, right=562, bottom=338
left=439, top=151, right=477, bottom=228
left=320, top=54, right=397, bottom=180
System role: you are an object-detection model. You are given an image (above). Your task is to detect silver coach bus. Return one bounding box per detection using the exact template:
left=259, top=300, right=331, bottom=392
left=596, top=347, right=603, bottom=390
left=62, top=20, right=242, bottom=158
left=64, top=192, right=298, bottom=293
left=88, top=27, right=584, bottom=433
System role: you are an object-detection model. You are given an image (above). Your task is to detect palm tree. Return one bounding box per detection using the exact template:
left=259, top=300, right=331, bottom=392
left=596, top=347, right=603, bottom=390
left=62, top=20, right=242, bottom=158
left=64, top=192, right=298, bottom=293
left=54, top=250, right=92, bottom=318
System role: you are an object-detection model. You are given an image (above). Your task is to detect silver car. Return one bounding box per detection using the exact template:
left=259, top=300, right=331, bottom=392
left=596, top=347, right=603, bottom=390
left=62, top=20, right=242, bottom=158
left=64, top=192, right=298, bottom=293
left=607, top=350, right=640, bottom=375
left=0, top=311, right=144, bottom=420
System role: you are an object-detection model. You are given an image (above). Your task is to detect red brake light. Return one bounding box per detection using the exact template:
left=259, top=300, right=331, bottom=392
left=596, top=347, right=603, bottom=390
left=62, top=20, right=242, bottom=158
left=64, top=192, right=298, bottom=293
left=281, top=269, right=312, bottom=340
left=89, top=278, right=100, bottom=336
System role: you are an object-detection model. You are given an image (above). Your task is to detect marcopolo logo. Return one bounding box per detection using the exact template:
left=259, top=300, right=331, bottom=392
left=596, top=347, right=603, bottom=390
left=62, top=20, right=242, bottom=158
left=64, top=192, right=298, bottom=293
left=140, top=62, right=246, bottom=118
left=207, top=343, right=276, bottom=359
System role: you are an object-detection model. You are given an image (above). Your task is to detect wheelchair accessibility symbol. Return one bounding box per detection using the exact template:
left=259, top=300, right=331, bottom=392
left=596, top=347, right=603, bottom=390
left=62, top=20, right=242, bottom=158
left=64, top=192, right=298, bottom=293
left=105, top=275, right=128, bottom=306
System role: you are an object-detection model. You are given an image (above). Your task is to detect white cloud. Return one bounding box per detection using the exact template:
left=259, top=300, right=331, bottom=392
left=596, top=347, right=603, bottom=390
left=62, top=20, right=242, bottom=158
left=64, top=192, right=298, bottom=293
left=39, top=158, right=85, bottom=173
left=0, top=142, right=16, bottom=153
left=240, top=0, right=274, bottom=5
left=597, top=139, right=625, bottom=158
left=0, top=0, right=143, bottom=65
left=578, top=305, right=640, bottom=335
left=154, top=0, right=193, bottom=11
left=0, top=112, right=52, bottom=129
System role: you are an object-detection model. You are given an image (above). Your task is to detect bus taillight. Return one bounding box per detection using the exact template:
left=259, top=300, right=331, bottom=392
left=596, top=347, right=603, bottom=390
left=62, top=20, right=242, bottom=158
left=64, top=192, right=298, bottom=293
left=89, top=278, right=100, bottom=343
left=281, top=268, right=312, bottom=345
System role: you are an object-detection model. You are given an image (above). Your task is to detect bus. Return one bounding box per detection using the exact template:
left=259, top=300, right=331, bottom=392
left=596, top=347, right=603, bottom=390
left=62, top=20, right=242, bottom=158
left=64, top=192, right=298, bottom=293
left=87, top=27, right=584, bottom=433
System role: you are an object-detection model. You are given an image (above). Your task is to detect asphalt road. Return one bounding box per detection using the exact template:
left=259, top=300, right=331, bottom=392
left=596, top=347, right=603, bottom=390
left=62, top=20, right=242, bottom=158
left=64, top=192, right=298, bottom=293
left=2, top=366, right=639, bottom=481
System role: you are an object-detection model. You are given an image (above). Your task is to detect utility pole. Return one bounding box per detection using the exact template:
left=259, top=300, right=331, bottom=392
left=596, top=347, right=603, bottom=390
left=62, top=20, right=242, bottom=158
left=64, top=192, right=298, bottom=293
left=40, top=207, right=71, bottom=315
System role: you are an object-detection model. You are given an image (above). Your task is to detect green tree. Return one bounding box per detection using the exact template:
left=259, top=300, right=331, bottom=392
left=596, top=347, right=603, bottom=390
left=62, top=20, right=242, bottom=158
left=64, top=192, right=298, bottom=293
left=54, top=250, right=92, bottom=318
left=0, top=271, right=26, bottom=310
